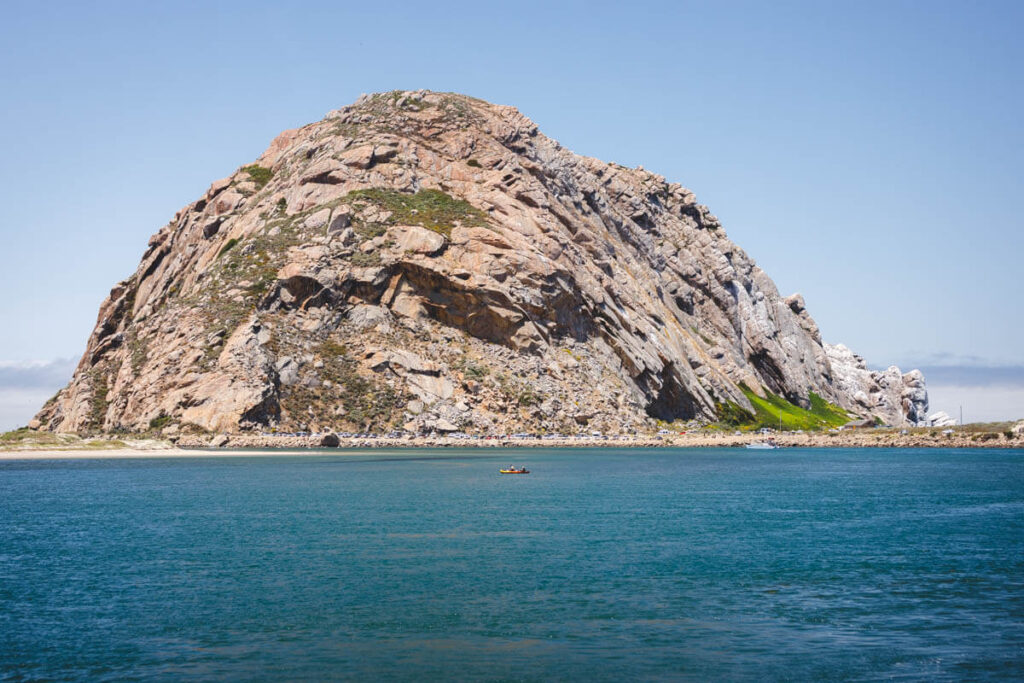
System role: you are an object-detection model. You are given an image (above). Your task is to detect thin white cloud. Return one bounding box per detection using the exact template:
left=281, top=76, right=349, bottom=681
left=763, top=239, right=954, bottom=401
left=0, top=388, right=58, bottom=432
left=869, top=363, right=1024, bottom=389
left=0, top=358, right=76, bottom=389
left=917, top=366, right=1024, bottom=389
left=0, top=359, right=75, bottom=431
left=926, top=385, right=1024, bottom=424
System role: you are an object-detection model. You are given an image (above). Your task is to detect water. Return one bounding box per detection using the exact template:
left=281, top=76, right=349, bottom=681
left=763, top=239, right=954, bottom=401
left=1, top=448, right=1023, bottom=681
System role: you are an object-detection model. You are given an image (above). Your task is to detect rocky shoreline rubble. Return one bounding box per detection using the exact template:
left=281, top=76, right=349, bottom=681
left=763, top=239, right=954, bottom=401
left=171, top=429, right=1024, bottom=450
left=3, top=428, right=1021, bottom=457
left=7, top=420, right=1022, bottom=454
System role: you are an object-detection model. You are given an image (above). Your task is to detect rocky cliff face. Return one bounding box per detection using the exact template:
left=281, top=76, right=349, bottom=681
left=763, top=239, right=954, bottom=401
left=34, top=91, right=927, bottom=435
left=824, top=344, right=928, bottom=425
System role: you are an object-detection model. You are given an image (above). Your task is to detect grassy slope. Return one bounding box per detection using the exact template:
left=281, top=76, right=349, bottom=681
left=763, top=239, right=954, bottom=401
left=346, top=188, right=490, bottom=237
left=0, top=428, right=127, bottom=451
left=716, top=385, right=851, bottom=431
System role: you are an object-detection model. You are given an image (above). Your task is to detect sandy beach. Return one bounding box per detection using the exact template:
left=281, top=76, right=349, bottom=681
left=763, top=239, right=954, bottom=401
left=0, top=447, right=237, bottom=460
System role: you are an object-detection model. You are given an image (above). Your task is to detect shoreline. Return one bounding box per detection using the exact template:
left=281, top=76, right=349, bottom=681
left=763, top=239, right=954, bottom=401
left=173, top=430, right=1023, bottom=450
left=2, top=430, right=1022, bottom=459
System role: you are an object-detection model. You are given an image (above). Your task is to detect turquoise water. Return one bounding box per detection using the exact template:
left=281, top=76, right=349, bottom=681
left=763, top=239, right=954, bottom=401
left=1, top=448, right=1023, bottom=681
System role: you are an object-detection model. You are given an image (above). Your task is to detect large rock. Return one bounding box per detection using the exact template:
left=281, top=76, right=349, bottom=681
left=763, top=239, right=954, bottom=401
left=389, top=225, right=446, bottom=255
left=365, top=348, right=454, bottom=403
left=926, top=411, right=957, bottom=427
left=33, top=90, right=930, bottom=435
left=824, top=343, right=928, bottom=426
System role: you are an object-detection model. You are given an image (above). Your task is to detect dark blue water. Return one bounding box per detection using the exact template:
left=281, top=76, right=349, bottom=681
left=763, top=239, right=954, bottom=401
left=2, top=448, right=1023, bottom=681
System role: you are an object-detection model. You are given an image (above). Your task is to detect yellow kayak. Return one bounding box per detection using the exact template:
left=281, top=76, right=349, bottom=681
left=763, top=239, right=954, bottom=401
left=499, top=468, right=529, bottom=474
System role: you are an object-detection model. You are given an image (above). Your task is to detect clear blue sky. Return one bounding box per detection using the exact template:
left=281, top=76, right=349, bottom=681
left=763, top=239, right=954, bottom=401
left=0, top=0, right=1021, bottom=425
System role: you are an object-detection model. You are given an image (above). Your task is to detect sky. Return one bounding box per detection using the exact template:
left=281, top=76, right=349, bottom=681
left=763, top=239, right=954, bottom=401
left=0, top=0, right=1021, bottom=429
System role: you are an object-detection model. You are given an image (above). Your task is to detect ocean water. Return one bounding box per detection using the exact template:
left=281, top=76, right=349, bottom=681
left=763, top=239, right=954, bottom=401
left=1, top=448, right=1022, bottom=681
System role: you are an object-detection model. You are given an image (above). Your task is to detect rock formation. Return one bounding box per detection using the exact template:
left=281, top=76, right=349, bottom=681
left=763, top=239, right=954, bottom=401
left=924, top=411, right=957, bottom=428
left=34, top=91, right=928, bottom=435
left=824, top=343, right=929, bottom=426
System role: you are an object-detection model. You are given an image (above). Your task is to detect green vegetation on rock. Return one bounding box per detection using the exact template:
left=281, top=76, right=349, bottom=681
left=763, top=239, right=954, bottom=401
left=128, top=330, right=149, bottom=374
left=715, top=384, right=850, bottom=431
left=0, top=428, right=60, bottom=447
left=806, top=391, right=851, bottom=426
left=192, top=209, right=315, bottom=362
left=89, top=371, right=110, bottom=430
left=740, top=384, right=849, bottom=431
left=345, top=188, right=489, bottom=238
left=690, top=325, right=714, bottom=346
left=0, top=428, right=128, bottom=451
left=496, top=373, right=540, bottom=407
left=714, top=400, right=756, bottom=427
left=148, top=414, right=172, bottom=431
left=241, top=164, right=273, bottom=189
left=349, top=251, right=381, bottom=267
left=217, top=238, right=240, bottom=258
left=80, top=439, right=128, bottom=450
left=351, top=91, right=485, bottom=134
left=276, top=336, right=408, bottom=432
left=318, top=339, right=348, bottom=358
left=455, top=356, right=489, bottom=380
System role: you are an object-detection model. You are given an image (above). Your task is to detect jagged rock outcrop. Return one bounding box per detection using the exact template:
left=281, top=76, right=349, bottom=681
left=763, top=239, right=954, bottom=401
left=824, top=343, right=929, bottom=426
left=35, top=90, right=928, bottom=435
left=925, top=411, right=957, bottom=428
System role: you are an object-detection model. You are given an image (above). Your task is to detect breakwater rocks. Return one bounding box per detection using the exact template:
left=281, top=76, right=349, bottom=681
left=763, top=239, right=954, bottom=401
left=174, top=430, right=1024, bottom=450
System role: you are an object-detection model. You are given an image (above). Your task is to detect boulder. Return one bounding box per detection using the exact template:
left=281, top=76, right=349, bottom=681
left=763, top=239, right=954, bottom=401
left=336, top=227, right=357, bottom=246
left=434, top=418, right=458, bottom=432
left=389, top=225, right=446, bottom=255
left=339, top=145, right=375, bottom=169
left=276, top=357, right=300, bottom=386
left=365, top=348, right=454, bottom=403
left=303, top=208, right=331, bottom=229
left=328, top=209, right=351, bottom=234
left=320, top=432, right=340, bottom=447
left=926, top=411, right=957, bottom=427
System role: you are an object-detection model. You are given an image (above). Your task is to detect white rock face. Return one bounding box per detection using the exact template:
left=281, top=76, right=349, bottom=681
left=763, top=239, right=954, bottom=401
left=926, top=411, right=957, bottom=427
left=824, top=343, right=929, bottom=426
left=1012, top=420, right=1024, bottom=435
